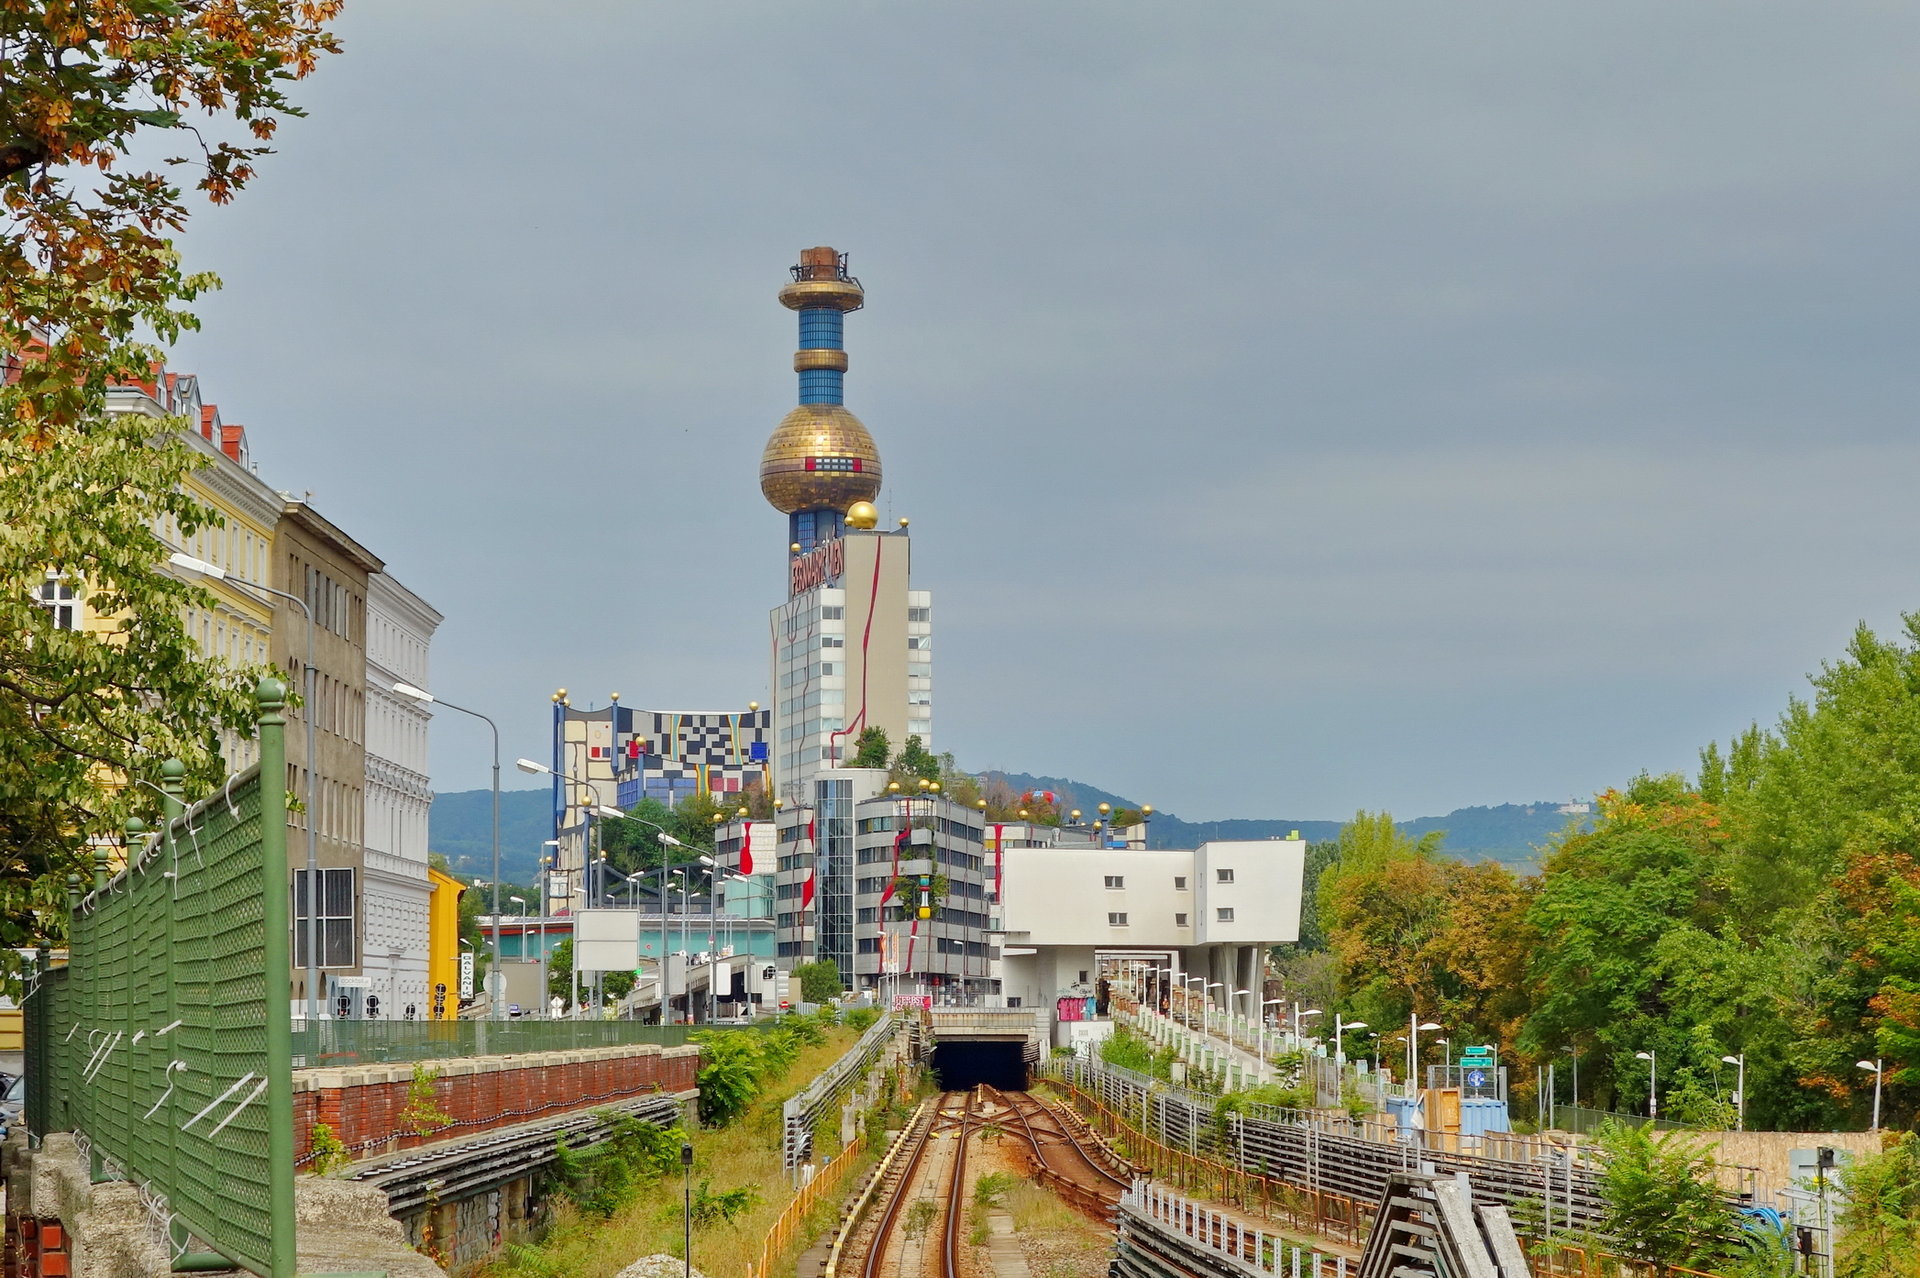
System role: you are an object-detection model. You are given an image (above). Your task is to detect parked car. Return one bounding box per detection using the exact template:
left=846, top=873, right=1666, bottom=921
left=0, top=1072, right=25, bottom=1133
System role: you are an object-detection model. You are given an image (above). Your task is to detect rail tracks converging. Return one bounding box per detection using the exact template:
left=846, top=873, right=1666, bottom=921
left=831, top=1085, right=1137, bottom=1278
left=979, top=1083, right=1134, bottom=1220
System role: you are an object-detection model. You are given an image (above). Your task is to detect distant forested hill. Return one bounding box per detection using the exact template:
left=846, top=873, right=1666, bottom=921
left=428, top=788, right=551, bottom=882
left=981, top=771, right=1584, bottom=867
left=430, top=776, right=1587, bottom=883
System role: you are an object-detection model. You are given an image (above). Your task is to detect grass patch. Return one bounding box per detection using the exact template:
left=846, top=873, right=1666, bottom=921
left=477, top=1026, right=871, bottom=1278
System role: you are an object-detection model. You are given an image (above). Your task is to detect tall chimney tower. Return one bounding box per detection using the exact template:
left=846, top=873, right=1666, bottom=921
left=758, top=247, right=882, bottom=553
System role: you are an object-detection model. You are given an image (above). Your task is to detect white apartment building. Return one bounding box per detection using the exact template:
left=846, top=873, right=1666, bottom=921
left=362, top=573, right=443, bottom=1018
left=996, top=836, right=1305, bottom=1035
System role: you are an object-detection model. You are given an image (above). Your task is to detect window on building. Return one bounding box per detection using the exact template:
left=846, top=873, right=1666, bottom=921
left=293, top=868, right=355, bottom=968
left=1077, top=970, right=1089, bottom=983
left=908, top=607, right=930, bottom=622
left=1174, top=875, right=1187, bottom=891
left=822, top=605, right=844, bottom=620
left=1216, top=868, right=1235, bottom=884
left=34, top=573, right=78, bottom=630
left=1107, top=912, right=1128, bottom=927
left=907, top=636, right=929, bottom=650
left=1175, top=912, right=1189, bottom=927
left=1104, top=875, right=1124, bottom=889
left=1216, top=907, right=1235, bottom=923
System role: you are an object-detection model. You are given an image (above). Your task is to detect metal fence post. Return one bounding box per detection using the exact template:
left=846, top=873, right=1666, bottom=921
left=256, top=677, right=298, bottom=1277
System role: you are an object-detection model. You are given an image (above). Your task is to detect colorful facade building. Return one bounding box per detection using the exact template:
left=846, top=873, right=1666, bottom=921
left=761, top=248, right=933, bottom=799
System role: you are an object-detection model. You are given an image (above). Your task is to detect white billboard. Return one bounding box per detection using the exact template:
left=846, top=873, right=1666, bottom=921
left=576, top=908, right=641, bottom=973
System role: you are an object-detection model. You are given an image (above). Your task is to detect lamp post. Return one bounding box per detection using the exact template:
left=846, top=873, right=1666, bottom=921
left=170, top=551, right=326, bottom=1024
left=1410, top=1017, right=1442, bottom=1090
left=389, top=681, right=505, bottom=1021
left=1204, top=981, right=1224, bottom=1039
left=516, top=757, right=604, bottom=914
left=1857, top=1059, right=1883, bottom=1131
left=539, top=840, right=559, bottom=1015
left=1260, top=998, right=1285, bottom=1081
left=1635, top=1050, right=1658, bottom=1120
left=1233, top=988, right=1255, bottom=1047
left=1294, top=1005, right=1321, bottom=1052
left=1435, top=1038, right=1451, bottom=1086
left=1719, top=1054, right=1746, bottom=1131
left=1567, top=1043, right=1580, bottom=1110
left=1334, top=1015, right=1368, bottom=1067
left=595, top=804, right=688, bottom=958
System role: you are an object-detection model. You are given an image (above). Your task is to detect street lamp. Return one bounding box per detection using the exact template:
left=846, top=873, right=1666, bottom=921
left=1720, top=1054, right=1745, bottom=1131
left=509, top=894, right=528, bottom=919
left=1334, top=1016, right=1367, bottom=1067
left=1635, top=1050, right=1658, bottom=1120
left=169, top=550, right=325, bottom=1024
left=1857, top=1059, right=1883, bottom=1131
left=1410, top=1018, right=1442, bottom=1089
left=1294, top=1005, right=1322, bottom=1051
left=1203, top=981, right=1224, bottom=1039
left=392, top=682, right=506, bottom=1020
left=1567, top=1043, right=1580, bottom=1110
left=1260, top=998, right=1286, bottom=1079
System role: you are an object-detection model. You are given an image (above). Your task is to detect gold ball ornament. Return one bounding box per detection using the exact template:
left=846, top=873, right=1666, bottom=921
left=846, top=501, right=878, bottom=530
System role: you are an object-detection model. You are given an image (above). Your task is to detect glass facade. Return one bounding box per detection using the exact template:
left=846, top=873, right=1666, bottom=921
left=816, top=777, right=854, bottom=979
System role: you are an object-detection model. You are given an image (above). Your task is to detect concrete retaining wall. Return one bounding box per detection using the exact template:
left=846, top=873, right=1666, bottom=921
left=1, top=1132, right=444, bottom=1277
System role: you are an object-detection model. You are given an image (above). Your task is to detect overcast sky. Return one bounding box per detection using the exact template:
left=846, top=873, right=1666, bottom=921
left=170, top=3, right=1920, bottom=821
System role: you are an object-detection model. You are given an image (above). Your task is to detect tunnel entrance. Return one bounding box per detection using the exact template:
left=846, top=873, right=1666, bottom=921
left=930, top=1039, right=1029, bottom=1091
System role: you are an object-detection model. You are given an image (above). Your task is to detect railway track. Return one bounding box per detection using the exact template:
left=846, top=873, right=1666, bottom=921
left=833, top=1090, right=978, bottom=1278
left=978, top=1084, right=1135, bottom=1222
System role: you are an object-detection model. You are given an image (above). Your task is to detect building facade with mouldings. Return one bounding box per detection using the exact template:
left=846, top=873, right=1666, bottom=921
left=274, top=498, right=383, bottom=1014
left=363, top=571, right=443, bottom=1018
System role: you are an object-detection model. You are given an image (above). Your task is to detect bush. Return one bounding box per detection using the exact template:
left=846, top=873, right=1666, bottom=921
left=1592, top=1119, right=1738, bottom=1271
left=400, top=1063, right=453, bottom=1137
left=1836, top=1132, right=1920, bottom=1278
left=846, top=1006, right=880, bottom=1031
left=552, top=1113, right=687, bottom=1218
left=793, top=958, right=844, bottom=1004
left=306, top=1121, right=350, bottom=1174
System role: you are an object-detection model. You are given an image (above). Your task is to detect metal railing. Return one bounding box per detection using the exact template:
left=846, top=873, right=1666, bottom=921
left=747, top=1133, right=870, bottom=1278
left=290, top=1018, right=700, bottom=1068
left=1119, top=1180, right=1355, bottom=1278
left=782, top=1012, right=900, bottom=1171
left=1048, top=1055, right=1612, bottom=1238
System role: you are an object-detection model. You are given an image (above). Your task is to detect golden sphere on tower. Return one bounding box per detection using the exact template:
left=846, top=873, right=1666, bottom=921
left=760, top=404, right=882, bottom=515
left=846, top=500, right=878, bottom=530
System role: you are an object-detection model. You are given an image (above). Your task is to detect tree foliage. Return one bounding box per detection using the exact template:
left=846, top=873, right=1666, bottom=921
left=1835, top=1133, right=1920, bottom=1278
left=0, top=1, right=341, bottom=961
left=1590, top=1121, right=1739, bottom=1270
left=1313, top=617, right=1920, bottom=1129
left=850, top=726, right=889, bottom=769
left=793, top=957, right=843, bottom=1004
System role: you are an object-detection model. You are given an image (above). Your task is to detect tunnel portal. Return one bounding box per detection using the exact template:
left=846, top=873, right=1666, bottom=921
left=929, top=1038, right=1029, bottom=1091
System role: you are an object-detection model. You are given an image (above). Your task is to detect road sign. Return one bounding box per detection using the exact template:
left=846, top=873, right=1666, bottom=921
left=458, top=951, right=475, bottom=1000
left=1467, top=1068, right=1488, bottom=1088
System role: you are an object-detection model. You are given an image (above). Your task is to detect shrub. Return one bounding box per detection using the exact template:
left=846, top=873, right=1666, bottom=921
left=846, top=1006, right=880, bottom=1031
left=1835, top=1133, right=1920, bottom=1278
left=306, top=1121, right=350, bottom=1174
left=1591, top=1119, right=1738, bottom=1271
left=400, top=1063, right=453, bottom=1137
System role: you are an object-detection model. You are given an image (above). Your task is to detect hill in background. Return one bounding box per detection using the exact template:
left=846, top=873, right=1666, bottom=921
left=427, top=776, right=1588, bottom=882
left=981, top=771, right=1585, bottom=867
left=428, top=788, right=551, bottom=884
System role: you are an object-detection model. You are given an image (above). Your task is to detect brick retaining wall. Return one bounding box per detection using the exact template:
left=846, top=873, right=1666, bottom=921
left=292, top=1043, right=700, bottom=1166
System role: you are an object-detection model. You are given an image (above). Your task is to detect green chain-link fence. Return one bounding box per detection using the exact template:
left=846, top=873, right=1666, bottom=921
left=24, top=678, right=297, bottom=1277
